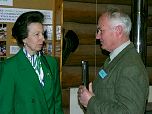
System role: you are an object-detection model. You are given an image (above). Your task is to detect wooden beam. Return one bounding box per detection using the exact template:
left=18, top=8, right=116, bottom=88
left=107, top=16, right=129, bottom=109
left=62, top=89, right=70, bottom=114
left=147, top=67, right=152, bottom=85
left=63, top=45, right=107, bottom=66
left=64, top=1, right=152, bottom=26
left=64, top=0, right=152, bottom=6
left=64, top=0, right=131, bottom=5
left=147, top=46, right=152, bottom=67
left=64, top=22, right=96, bottom=34
left=73, top=45, right=103, bottom=55
left=62, top=66, right=97, bottom=88
left=64, top=54, right=106, bottom=66
left=64, top=1, right=131, bottom=24
left=64, top=1, right=96, bottom=24
left=62, top=66, right=152, bottom=88
left=147, top=28, right=152, bottom=46
left=62, top=89, right=69, bottom=107
left=63, top=22, right=96, bottom=45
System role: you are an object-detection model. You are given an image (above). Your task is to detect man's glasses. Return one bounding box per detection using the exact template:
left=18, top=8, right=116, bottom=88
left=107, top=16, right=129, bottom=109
left=96, top=28, right=103, bottom=34
left=96, top=27, right=113, bottom=35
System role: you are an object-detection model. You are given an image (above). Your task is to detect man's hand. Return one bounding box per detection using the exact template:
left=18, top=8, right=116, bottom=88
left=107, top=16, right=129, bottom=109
left=77, top=82, right=95, bottom=107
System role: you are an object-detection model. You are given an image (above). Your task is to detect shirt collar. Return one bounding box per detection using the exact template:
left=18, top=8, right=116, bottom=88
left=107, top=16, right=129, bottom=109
left=110, top=40, right=131, bottom=61
left=23, top=48, right=40, bottom=60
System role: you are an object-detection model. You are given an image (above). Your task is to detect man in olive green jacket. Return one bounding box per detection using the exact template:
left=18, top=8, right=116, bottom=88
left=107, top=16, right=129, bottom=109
left=78, top=8, right=149, bottom=114
left=86, top=43, right=149, bottom=114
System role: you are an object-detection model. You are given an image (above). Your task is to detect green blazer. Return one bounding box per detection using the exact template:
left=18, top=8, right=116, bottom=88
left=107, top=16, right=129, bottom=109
left=0, top=61, right=4, bottom=75
left=0, top=49, right=63, bottom=114
left=87, top=43, right=149, bottom=114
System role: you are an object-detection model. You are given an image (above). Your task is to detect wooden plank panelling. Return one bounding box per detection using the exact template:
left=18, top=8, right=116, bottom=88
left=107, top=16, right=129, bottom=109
left=64, top=22, right=96, bottom=36
left=147, top=67, right=152, bottom=85
left=64, top=1, right=152, bottom=26
left=62, top=66, right=152, bottom=88
left=62, top=89, right=70, bottom=114
left=64, top=54, right=106, bottom=66
left=72, top=45, right=103, bottom=55
left=147, top=46, right=152, bottom=67
left=64, top=0, right=152, bottom=6
left=64, top=1, right=131, bottom=24
left=14, top=0, right=53, bottom=9
left=64, top=22, right=96, bottom=45
left=62, top=89, right=69, bottom=107
left=62, top=66, right=97, bottom=88
left=63, top=45, right=107, bottom=66
left=64, top=1, right=96, bottom=24
left=148, top=16, right=152, bottom=27
left=147, top=27, right=152, bottom=46
left=64, top=0, right=131, bottom=5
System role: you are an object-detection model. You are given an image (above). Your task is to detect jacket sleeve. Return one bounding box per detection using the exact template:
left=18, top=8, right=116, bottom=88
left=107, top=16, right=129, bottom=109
left=87, top=65, right=149, bottom=114
left=0, top=61, right=15, bottom=114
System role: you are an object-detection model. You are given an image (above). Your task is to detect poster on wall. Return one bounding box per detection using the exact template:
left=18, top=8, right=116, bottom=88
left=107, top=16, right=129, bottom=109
left=44, top=25, right=53, bottom=40
left=0, top=7, right=53, bottom=24
left=0, top=41, right=6, bottom=56
left=56, top=25, right=61, bottom=40
left=0, top=23, right=7, bottom=40
left=0, top=0, right=13, bottom=6
left=10, top=45, right=20, bottom=54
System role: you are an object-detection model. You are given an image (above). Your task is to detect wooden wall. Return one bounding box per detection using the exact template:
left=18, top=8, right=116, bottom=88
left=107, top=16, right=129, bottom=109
left=62, top=0, right=152, bottom=113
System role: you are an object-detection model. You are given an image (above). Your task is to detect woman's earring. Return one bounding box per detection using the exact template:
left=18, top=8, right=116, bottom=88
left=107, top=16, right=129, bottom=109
left=23, top=40, right=26, bottom=46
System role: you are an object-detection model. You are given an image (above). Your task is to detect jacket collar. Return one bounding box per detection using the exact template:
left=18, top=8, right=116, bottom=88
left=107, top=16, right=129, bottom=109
left=104, top=42, right=135, bottom=72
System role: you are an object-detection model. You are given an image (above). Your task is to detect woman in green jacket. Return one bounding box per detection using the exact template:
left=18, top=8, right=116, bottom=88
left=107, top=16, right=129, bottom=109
left=0, top=11, right=63, bottom=114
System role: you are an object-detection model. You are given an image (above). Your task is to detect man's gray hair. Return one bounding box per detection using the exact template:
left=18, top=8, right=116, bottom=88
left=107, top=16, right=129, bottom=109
left=106, top=8, right=132, bottom=35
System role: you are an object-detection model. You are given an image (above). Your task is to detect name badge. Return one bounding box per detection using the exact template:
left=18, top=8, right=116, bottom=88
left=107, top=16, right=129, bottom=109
left=99, top=69, right=108, bottom=79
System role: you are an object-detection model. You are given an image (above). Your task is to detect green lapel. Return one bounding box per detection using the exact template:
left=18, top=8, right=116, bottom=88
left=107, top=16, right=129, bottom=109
left=40, top=55, right=54, bottom=94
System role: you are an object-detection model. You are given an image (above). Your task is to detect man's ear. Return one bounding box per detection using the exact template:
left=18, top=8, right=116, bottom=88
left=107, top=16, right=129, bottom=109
left=115, top=25, right=123, bottom=37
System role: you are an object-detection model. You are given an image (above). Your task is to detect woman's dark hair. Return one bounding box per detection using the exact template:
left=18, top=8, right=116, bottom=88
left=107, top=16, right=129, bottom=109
left=12, top=11, right=44, bottom=46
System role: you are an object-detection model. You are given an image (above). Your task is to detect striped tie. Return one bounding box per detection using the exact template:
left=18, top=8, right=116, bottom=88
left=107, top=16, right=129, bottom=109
left=34, top=56, right=41, bottom=75
left=33, top=55, right=44, bottom=86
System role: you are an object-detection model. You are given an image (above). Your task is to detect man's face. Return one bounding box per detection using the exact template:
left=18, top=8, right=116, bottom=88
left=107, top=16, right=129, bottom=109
left=96, top=14, right=116, bottom=52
